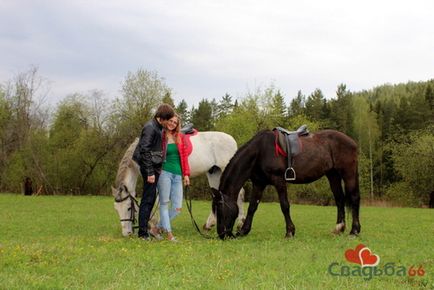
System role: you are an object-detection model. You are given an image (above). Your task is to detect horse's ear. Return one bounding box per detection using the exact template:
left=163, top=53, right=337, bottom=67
left=111, top=186, right=118, bottom=198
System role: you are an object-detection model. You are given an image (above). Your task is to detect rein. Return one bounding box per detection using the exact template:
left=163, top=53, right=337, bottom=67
left=184, top=185, right=215, bottom=239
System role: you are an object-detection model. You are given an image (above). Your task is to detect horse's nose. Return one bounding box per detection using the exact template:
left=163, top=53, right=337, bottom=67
left=122, top=230, right=132, bottom=237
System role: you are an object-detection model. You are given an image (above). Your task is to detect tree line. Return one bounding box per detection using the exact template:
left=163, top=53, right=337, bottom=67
left=1, top=67, right=433, bottom=207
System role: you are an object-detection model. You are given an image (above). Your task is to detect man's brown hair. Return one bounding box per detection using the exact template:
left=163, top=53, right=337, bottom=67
left=154, top=103, right=175, bottom=120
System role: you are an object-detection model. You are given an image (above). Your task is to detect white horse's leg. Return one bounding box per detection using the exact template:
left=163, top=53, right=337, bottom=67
left=204, top=211, right=217, bottom=231
left=148, top=194, right=160, bottom=229
left=203, top=170, right=220, bottom=230
left=236, top=187, right=246, bottom=230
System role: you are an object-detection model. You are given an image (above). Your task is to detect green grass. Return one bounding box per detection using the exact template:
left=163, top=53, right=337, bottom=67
left=0, top=193, right=433, bottom=289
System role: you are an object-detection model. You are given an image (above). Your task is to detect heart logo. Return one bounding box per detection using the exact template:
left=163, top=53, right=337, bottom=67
left=344, top=244, right=366, bottom=265
left=345, top=244, right=380, bottom=267
left=359, top=247, right=380, bottom=267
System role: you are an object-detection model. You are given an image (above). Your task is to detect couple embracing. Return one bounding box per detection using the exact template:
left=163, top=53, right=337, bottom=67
left=132, top=104, right=190, bottom=242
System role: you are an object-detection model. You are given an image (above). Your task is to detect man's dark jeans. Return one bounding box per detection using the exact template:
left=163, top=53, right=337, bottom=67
left=138, top=168, right=160, bottom=238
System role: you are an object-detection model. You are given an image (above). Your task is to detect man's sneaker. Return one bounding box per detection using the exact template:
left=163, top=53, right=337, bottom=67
left=139, top=235, right=152, bottom=241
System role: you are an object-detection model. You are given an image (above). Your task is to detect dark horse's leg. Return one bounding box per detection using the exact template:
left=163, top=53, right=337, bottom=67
left=236, top=182, right=265, bottom=237
left=343, top=172, right=361, bottom=235
left=326, top=170, right=346, bottom=234
left=272, top=176, right=296, bottom=238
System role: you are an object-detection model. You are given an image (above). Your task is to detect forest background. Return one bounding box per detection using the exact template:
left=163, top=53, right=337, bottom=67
left=1, top=67, right=433, bottom=207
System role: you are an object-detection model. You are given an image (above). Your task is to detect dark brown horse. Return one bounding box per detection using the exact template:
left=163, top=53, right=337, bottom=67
left=212, top=129, right=361, bottom=239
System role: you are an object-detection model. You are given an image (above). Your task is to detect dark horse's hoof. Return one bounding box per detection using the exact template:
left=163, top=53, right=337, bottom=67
left=219, top=231, right=237, bottom=240
left=285, top=232, right=295, bottom=239
left=332, top=222, right=346, bottom=235
left=348, top=233, right=360, bottom=240
left=349, top=224, right=361, bottom=236
left=236, top=225, right=250, bottom=237
left=285, top=227, right=295, bottom=239
left=349, top=231, right=360, bottom=237
left=235, top=231, right=246, bottom=238
left=227, top=232, right=236, bottom=239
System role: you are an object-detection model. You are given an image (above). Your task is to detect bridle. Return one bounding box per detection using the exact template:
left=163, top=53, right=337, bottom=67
left=114, top=185, right=139, bottom=226
left=211, top=189, right=238, bottom=239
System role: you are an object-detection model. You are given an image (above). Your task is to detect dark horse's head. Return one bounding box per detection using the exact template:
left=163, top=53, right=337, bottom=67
left=211, top=188, right=239, bottom=240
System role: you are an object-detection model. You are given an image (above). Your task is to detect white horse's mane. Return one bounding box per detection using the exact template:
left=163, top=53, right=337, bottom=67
left=115, top=138, right=139, bottom=187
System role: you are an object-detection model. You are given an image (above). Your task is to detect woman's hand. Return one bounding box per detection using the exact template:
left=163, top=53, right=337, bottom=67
left=184, top=176, right=190, bottom=186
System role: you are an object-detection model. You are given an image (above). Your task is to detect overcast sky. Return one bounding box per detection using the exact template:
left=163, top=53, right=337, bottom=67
left=1, top=0, right=433, bottom=106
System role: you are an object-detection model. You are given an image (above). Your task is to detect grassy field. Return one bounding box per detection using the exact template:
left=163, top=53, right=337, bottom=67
left=0, top=193, right=433, bottom=289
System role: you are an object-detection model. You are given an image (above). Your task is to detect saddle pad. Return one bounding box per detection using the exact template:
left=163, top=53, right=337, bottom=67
left=182, top=129, right=197, bottom=156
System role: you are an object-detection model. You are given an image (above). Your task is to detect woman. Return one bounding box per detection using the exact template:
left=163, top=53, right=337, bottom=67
left=152, top=114, right=190, bottom=241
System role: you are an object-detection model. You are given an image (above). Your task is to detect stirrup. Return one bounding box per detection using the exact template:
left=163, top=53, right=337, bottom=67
left=284, top=167, right=296, bottom=181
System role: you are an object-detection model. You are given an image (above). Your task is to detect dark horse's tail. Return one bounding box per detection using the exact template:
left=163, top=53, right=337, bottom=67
left=344, top=159, right=361, bottom=229
left=345, top=167, right=359, bottom=208
left=330, top=130, right=360, bottom=227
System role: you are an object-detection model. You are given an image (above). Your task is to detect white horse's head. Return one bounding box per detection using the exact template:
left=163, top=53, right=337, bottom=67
left=112, top=185, right=138, bottom=237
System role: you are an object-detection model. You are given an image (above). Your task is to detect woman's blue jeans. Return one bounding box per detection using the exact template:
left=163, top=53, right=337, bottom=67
left=157, top=170, right=183, bottom=232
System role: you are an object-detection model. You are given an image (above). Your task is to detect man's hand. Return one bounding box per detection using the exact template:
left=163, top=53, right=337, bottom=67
left=147, top=175, right=156, bottom=184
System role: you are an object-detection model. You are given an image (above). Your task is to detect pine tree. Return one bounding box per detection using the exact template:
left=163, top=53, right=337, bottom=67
left=269, top=90, right=287, bottom=127
left=191, top=99, right=214, bottom=131
left=175, top=99, right=190, bottom=124
left=162, top=92, right=175, bottom=107
left=217, top=93, right=234, bottom=119
left=329, top=84, right=354, bottom=136
left=305, top=89, right=324, bottom=122
left=288, top=90, right=305, bottom=117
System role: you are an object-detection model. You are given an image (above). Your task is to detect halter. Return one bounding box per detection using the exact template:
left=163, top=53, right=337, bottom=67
left=114, top=185, right=139, bottom=225
left=212, top=189, right=237, bottom=238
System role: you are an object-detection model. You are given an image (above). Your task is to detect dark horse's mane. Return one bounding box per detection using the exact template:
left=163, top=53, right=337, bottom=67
left=219, top=130, right=269, bottom=197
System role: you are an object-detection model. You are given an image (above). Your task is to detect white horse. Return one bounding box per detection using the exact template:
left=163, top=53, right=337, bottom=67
left=112, top=131, right=245, bottom=236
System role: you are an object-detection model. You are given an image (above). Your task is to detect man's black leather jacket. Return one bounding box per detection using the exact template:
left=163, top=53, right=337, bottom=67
left=132, top=118, right=165, bottom=176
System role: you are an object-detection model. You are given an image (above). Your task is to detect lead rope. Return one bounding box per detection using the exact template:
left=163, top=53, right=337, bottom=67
left=184, top=185, right=215, bottom=239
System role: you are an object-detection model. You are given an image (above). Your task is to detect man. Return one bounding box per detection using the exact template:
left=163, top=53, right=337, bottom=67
left=133, top=103, right=175, bottom=240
